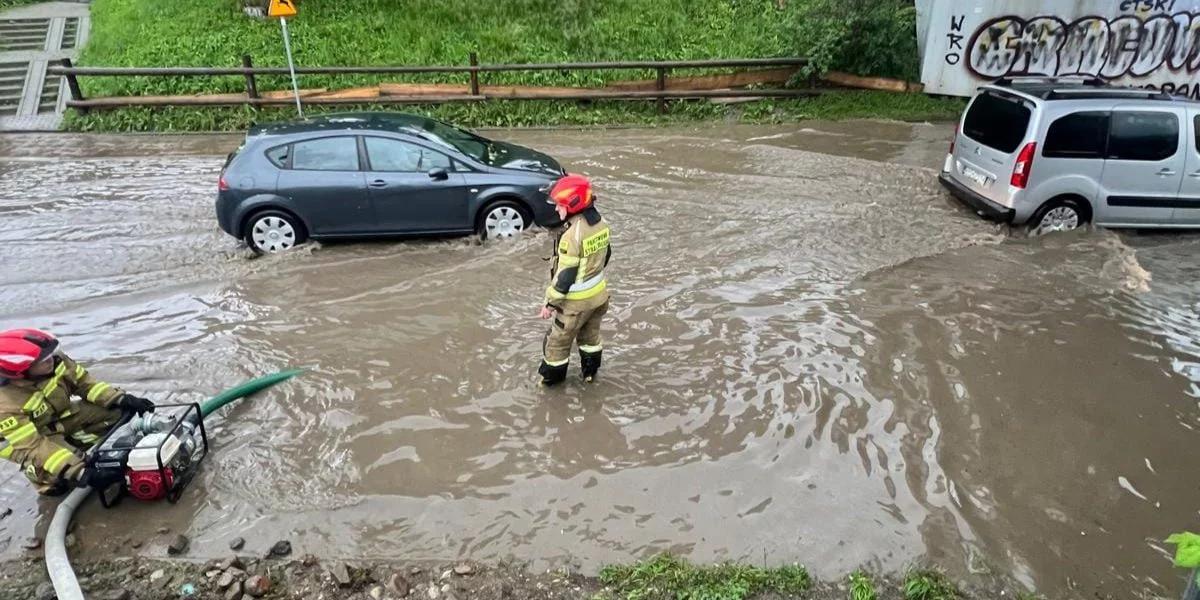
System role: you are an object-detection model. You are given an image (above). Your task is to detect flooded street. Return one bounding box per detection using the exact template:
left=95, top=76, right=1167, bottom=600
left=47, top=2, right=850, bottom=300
left=1, top=121, right=1197, bottom=598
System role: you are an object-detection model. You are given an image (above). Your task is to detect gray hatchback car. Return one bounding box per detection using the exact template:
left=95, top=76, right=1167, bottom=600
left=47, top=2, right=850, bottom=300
left=940, top=77, right=1200, bottom=234
left=216, top=112, right=564, bottom=252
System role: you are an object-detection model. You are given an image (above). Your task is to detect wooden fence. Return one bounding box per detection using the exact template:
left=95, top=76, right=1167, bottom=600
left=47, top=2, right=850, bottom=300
left=48, top=55, right=816, bottom=113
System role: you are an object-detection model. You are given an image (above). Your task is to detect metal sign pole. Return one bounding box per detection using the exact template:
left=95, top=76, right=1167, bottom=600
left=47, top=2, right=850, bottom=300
left=279, top=17, right=302, bottom=117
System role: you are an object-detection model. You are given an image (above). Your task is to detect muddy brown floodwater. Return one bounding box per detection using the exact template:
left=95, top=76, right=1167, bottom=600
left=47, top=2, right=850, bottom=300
left=1, top=121, right=1198, bottom=599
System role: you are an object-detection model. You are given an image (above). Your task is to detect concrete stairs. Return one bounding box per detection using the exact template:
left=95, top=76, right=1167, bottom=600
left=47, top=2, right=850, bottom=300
left=0, top=2, right=90, bottom=131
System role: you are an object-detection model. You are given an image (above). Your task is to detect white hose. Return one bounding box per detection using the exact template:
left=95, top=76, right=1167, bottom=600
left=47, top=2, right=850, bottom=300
left=44, top=486, right=91, bottom=600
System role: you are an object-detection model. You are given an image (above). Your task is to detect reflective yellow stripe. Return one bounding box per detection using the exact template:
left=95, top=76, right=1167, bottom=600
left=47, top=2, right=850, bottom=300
left=71, top=432, right=98, bottom=445
left=565, top=278, right=607, bottom=301
left=579, top=344, right=602, bottom=353
left=43, top=448, right=74, bottom=475
left=22, top=392, right=45, bottom=415
left=87, top=382, right=111, bottom=403
left=74, top=364, right=85, bottom=379
left=39, top=364, right=67, bottom=398
left=546, top=278, right=607, bottom=302
left=569, top=271, right=603, bottom=292
left=0, top=444, right=12, bottom=459
left=543, top=357, right=569, bottom=367
left=5, top=422, right=38, bottom=445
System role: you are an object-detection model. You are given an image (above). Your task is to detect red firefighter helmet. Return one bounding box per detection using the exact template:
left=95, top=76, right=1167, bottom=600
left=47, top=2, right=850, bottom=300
left=548, top=174, right=594, bottom=215
left=0, top=329, right=59, bottom=379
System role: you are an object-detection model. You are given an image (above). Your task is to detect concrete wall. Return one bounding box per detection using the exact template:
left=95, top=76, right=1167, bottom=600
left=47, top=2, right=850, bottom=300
left=919, top=0, right=1200, bottom=97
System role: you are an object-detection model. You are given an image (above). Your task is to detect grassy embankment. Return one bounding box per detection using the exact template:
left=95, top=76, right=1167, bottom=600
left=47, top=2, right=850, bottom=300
left=597, top=554, right=1042, bottom=600
left=66, top=0, right=964, bottom=131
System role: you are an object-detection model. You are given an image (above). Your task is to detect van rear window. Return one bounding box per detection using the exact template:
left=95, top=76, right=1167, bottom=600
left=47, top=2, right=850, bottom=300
left=963, top=92, right=1031, bottom=153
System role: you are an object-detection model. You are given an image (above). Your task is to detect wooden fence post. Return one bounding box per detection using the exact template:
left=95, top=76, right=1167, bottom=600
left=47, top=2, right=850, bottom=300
left=469, top=52, right=480, bottom=96
left=242, top=54, right=259, bottom=103
left=656, top=66, right=667, bottom=113
left=60, top=58, right=87, bottom=113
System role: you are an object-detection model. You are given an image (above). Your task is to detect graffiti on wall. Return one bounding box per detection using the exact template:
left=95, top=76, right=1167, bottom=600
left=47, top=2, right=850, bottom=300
left=921, top=0, right=1200, bottom=97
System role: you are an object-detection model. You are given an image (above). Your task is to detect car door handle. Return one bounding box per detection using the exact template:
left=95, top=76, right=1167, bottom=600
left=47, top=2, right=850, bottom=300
left=1189, top=170, right=1200, bottom=179
left=369, top=179, right=388, bottom=188
left=1157, top=168, right=1178, bottom=177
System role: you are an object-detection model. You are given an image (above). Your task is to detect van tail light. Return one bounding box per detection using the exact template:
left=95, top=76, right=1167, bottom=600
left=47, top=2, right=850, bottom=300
left=218, top=175, right=230, bottom=191
left=1010, top=142, right=1037, bottom=189
left=949, top=123, right=958, bottom=154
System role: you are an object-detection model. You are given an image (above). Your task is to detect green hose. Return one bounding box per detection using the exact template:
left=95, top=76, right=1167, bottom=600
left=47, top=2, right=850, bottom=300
left=200, top=368, right=305, bottom=417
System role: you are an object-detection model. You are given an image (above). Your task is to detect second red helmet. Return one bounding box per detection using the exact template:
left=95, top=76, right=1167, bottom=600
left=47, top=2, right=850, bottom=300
left=0, top=329, right=59, bottom=379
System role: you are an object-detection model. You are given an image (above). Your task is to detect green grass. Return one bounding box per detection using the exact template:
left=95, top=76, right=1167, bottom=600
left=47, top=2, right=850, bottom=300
left=63, top=91, right=966, bottom=132
left=903, top=569, right=960, bottom=600
left=80, top=0, right=806, bottom=97
left=849, top=570, right=877, bottom=600
left=597, top=554, right=810, bottom=600
left=65, top=0, right=949, bottom=131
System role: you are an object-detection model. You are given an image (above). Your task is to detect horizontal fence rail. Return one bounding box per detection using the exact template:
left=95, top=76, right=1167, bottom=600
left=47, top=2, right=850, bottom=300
left=48, top=55, right=816, bottom=113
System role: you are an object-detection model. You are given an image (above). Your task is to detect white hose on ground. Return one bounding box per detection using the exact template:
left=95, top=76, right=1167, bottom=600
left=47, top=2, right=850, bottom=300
left=44, top=486, right=91, bottom=600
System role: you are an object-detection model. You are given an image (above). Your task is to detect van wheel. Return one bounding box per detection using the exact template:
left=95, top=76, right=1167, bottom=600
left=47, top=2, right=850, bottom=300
left=1029, top=199, right=1087, bottom=236
left=245, top=210, right=307, bottom=253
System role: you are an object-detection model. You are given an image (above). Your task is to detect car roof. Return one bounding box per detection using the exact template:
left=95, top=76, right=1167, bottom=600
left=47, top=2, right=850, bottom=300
left=246, top=112, right=450, bottom=141
left=981, top=77, right=1198, bottom=106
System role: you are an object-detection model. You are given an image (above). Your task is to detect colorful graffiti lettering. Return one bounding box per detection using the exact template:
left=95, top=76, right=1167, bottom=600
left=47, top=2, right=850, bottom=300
left=965, top=11, right=1200, bottom=79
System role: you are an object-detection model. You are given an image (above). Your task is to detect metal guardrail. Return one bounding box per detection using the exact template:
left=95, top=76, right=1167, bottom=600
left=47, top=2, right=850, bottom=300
left=47, top=55, right=815, bottom=112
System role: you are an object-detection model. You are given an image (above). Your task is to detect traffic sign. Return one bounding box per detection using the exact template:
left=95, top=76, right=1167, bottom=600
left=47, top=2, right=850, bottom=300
left=268, top=0, right=297, bottom=18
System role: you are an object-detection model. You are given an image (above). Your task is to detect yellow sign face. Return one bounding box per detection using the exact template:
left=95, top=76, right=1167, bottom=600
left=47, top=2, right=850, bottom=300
left=268, top=0, right=297, bottom=18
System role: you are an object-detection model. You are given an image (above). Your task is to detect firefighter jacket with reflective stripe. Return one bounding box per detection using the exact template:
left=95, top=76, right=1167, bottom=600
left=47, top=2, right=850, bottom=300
left=0, top=353, right=124, bottom=449
left=545, top=207, right=611, bottom=312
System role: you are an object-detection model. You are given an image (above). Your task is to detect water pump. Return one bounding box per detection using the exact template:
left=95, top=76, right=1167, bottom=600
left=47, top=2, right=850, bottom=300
left=87, top=403, right=209, bottom=507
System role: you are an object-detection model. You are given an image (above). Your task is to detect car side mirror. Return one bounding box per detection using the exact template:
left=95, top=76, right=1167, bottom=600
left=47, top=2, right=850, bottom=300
left=427, top=167, right=449, bottom=181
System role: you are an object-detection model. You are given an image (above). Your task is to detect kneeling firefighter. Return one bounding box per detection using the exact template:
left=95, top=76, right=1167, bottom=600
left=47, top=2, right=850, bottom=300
left=538, top=174, right=612, bottom=385
left=0, top=329, right=154, bottom=495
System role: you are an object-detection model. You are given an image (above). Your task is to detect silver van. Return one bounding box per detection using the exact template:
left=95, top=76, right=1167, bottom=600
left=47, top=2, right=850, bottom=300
left=939, top=77, right=1200, bottom=234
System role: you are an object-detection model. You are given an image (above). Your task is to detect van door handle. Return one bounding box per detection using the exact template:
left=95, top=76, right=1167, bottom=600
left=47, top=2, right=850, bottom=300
left=368, top=180, right=388, bottom=188
left=1189, top=170, right=1200, bottom=179
left=1157, top=168, right=1178, bottom=177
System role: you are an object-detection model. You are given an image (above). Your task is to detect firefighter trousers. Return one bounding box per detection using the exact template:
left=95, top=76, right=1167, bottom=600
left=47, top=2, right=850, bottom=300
left=8, top=402, right=120, bottom=494
left=541, top=300, right=609, bottom=384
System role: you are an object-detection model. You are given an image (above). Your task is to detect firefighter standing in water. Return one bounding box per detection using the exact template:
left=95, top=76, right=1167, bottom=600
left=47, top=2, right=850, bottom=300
left=0, top=329, right=154, bottom=495
left=539, top=174, right=612, bottom=386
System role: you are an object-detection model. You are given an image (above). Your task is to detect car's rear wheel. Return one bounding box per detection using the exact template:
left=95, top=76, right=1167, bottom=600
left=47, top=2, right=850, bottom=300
left=245, top=210, right=307, bottom=253
left=479, top=201, right=530, bottom=240
left=1029, top=199, right=1088, bottom=236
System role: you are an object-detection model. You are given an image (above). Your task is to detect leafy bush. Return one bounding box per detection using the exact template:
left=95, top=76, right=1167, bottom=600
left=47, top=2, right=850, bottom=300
left=782, top=0, right=919, bottom=79
left=903, top=569, right=960, bottom=600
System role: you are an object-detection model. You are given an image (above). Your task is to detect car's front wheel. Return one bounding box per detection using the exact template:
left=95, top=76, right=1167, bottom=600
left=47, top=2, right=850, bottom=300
left=479, top=201, right=530, bottom=240
left=1029, top=199, right=1088, bottom=236
left=245, top=210, right=307, bottom=253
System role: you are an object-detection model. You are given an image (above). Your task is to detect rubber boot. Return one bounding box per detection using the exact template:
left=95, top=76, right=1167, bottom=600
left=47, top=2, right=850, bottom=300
left=579, top=349, right=602, bottom=382
left=538, top=361, right=569, bottom=386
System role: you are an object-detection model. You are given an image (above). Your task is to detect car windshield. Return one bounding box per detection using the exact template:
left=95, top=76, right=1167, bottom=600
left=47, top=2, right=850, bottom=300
left=399, top=118, right=491, bottom=162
